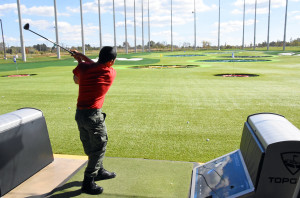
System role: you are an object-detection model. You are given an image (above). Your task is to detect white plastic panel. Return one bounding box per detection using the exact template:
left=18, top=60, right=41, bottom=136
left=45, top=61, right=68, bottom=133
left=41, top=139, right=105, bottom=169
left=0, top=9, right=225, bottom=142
left=0, top=108, right=43, bottom=133
left=248, top=113, right=300, bottom=149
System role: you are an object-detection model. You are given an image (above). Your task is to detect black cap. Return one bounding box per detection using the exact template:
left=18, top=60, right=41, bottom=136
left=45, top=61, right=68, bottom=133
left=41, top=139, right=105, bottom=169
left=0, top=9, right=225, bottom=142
left=98, top=46, right=117, bottom=64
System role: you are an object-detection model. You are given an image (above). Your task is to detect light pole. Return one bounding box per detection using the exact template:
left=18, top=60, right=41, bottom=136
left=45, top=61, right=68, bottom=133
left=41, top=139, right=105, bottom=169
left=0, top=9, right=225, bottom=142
left=80, top=0, right=85, bottom=54
left=54, top=0, right=60, bottom=59
left=98, top=0, right=103, bottom=50
left=283, top=0, right=288, bottom=51
left=17, top=0, right=26, bottom=62
left=142, top=0, right=144, bottom=52
left=0, top=19, right=7, bottom=60
left=124, top=0, right=128, bottom=54
left=113, top=0, right=117, bottom=51
left=147, top=0, right=150, bottom=52
left=134, top=0, right=137, bottom=53
left=253, top=0, right=257, bottom=50
left=242, top=0, right=245, bottom=49
left=193, top=0, right=196, bottom=50
left=171, top=0, right=173, bottom=51
left=267, top=0, right=271, bottom=50
left=218, top=0, right=221, bottom=50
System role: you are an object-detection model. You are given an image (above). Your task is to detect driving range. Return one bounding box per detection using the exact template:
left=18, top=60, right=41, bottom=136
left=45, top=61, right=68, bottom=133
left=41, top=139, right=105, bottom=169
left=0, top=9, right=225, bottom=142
left=0, top=49, right=300, bottom=197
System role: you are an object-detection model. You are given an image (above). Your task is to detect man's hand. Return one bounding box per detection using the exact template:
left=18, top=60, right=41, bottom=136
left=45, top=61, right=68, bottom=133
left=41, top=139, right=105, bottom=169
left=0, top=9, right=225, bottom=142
left=71, top=49, right=79, bottom=54
left=71, top=50, right=83, bottom=63
left=71, top=49, right=94, bottom=64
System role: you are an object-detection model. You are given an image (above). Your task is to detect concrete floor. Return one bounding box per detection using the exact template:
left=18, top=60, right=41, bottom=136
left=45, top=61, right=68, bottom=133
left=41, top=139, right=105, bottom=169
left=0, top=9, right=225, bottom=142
left=4, top=155, right=87, bottom=198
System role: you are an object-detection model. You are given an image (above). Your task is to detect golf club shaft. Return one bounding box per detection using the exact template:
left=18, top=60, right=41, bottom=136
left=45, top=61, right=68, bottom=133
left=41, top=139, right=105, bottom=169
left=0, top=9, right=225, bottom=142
left=28, top=29, right=73, bottom=55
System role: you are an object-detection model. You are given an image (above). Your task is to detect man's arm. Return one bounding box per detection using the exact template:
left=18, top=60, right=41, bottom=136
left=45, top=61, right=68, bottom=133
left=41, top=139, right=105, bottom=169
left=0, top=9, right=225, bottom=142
left=71, top=50, right=94, bottom=64
left=73, top=75, right=79, bottom=84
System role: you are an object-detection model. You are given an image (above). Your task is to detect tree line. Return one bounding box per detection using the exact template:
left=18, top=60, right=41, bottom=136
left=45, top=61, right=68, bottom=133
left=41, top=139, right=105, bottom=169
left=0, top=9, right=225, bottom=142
left=0, top=37, right=299, bottom=55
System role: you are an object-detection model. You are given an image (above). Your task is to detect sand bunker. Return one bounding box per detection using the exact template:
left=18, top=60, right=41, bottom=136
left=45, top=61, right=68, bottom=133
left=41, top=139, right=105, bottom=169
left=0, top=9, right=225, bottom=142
left=164, top=55, right=205, bottom=57
left=130, top=65, right=198, bottom=69
left=221, top=56, right=272, bottom=58
left=215, top=73, right=259, bottom=77
left=279, top=53, right=295, bottom=56
left=117, top=58, right=143, bottom=61
left=74, top=57, right=143, bottom=63
left=2, top=74, right=37, bottom=77
left=198, top=59, right=271, bottom=62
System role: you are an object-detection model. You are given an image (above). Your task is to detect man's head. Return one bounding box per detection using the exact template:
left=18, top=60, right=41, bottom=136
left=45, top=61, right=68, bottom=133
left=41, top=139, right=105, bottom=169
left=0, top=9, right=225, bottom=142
left=98, top=46, right=117, bottom=65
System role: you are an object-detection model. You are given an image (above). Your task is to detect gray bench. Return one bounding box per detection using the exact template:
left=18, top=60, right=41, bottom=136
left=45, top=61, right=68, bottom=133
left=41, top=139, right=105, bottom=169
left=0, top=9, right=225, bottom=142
left=0, top=108, right=53, bottom=196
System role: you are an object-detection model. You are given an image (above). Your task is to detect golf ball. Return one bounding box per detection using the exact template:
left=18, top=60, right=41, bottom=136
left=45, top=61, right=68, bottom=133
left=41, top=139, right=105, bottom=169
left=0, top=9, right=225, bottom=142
left=206, top=139, right=210, bottom=141
left=187, top=121, right=189, bottom=124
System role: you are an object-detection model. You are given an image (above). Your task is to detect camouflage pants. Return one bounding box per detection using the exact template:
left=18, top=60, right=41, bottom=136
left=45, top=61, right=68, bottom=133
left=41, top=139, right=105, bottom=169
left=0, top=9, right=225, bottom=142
left=75, top=108, right=108, bottom=177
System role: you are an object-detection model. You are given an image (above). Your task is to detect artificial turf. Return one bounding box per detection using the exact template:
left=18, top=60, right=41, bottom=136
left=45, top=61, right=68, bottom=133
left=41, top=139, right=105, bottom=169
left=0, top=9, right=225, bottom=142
left=48, top=157, right=194, bottom=198
left=0, top=49, right=299, bottom=163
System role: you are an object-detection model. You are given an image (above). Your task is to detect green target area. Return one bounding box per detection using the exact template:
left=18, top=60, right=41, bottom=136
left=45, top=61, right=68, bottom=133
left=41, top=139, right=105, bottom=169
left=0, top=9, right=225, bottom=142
left=197, top=59, right=271, bottom=62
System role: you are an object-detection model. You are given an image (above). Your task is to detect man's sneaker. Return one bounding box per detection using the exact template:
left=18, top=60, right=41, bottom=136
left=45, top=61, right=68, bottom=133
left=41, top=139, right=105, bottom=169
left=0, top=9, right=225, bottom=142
left=94, top=168, right=116, bottom=181
left=81, top=175, right=103, bottom=195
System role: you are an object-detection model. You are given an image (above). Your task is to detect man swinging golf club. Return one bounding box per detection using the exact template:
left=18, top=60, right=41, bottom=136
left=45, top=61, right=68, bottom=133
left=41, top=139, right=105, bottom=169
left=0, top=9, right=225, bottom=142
left=72, top=46, right=117, bottom=195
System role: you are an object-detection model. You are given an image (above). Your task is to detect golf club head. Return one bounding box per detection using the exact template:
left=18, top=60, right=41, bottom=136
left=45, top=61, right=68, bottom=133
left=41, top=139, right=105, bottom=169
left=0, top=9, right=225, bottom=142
left=23, top=23, right=30, bottom=30
left=22, top=22, right=73, bottom=55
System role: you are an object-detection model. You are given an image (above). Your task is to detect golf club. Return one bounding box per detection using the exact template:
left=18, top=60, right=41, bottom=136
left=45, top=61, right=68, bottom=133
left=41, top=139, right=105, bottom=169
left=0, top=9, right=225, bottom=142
left=23, top=23, right=74, bottom=55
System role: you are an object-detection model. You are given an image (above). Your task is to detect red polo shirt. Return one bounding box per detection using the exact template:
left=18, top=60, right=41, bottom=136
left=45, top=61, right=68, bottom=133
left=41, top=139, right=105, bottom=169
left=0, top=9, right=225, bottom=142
left=73, top=62, right=116, bottom=109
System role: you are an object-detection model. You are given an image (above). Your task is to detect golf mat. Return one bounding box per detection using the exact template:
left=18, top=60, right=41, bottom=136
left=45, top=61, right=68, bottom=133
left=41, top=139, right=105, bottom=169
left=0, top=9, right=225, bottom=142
left=49, top=157, right=194, bottom=198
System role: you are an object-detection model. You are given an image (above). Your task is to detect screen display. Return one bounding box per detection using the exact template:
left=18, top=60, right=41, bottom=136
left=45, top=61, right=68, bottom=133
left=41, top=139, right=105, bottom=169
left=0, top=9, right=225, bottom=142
left=191, top=150, right=254, bottom=198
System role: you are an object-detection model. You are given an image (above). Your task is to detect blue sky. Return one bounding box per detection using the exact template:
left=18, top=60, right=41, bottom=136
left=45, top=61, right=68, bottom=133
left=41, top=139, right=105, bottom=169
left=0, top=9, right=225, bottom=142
left=0, top=0, right=299, bottom=48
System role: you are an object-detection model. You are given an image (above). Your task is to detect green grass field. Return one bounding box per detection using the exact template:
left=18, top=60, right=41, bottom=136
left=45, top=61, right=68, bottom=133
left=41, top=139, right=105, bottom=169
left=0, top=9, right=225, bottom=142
left=0, top=49, right=299, bottom=163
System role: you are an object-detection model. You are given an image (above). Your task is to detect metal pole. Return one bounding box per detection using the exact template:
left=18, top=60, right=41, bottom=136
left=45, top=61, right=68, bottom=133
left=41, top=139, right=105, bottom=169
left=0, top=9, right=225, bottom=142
left=242, top=0, right=245, bottom=49
left=253, top=0, right=257, bottom=50
left=142, top=0, right=144, bottom=52
left=218, top=0, right=221, bottom=50
left=98, top=0, right=102, bottom=49
left=124, top=0, right=128, bottom=53
left=80, top=0, right=85, bottom=54
left=113, top=0, right=117, bottom=51
left=283, top=0, right=288, bottom=51
left=54, top=0, right=60, bottom=59
left=148, top=0, right=150, bottom=52
left=17, top=0, right=26, bottom=62
left=194, top=0, right=196, bottom=50
left=267, top=0, right=271, bottom=50
left=0, top=19, right=7, bottom=60
left=171, top=0, right=173, bottom=51
left=134, top=0, right=137, bottom=53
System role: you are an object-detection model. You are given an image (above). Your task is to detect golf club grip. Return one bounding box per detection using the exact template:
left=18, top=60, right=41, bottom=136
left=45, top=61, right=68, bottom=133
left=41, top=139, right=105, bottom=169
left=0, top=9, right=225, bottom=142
left=57, top=46, right=74, bottom=55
